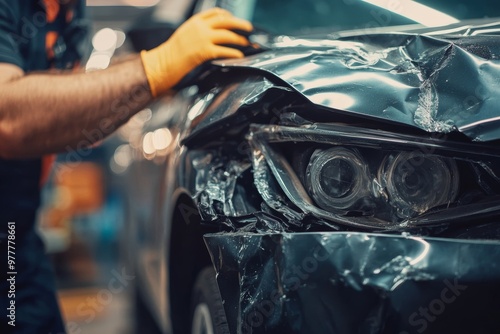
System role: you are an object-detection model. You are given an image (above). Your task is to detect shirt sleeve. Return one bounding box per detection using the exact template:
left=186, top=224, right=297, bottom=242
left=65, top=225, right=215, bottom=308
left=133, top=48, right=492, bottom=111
left=0, top=1, right=23, bottom=69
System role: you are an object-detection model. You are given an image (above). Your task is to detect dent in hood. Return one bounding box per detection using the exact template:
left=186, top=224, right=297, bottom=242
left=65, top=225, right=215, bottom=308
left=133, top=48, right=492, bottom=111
left=214, top=33, right=500, bottom=141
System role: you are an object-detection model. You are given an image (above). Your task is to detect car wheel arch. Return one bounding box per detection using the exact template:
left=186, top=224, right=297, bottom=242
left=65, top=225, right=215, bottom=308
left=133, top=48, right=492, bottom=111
left=168, top=190, right=215, bottom=333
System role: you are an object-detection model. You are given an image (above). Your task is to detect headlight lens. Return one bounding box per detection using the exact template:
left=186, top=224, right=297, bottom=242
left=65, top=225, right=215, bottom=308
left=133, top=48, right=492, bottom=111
left=379, top=152, right=459, bottom=217
left=306, top=148, right=368, bottom=211
left=306, top=149, right=460, bottom=217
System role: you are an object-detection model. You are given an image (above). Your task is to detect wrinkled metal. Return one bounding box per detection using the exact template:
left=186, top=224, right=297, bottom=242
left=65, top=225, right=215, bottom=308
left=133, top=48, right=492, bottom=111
left=192, top=151, right=251, bottom=218
left=214, top=32, right=500, bottom=141
left=205, top=232, right=500, bottom=334
left=182, top=29, right=500, bottom=230
left=180, top=27, right=500, bottom=334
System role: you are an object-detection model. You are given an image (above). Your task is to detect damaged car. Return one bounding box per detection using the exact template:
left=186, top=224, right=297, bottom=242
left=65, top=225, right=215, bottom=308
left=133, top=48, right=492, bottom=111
left=121, top=0, right=500, bottom=333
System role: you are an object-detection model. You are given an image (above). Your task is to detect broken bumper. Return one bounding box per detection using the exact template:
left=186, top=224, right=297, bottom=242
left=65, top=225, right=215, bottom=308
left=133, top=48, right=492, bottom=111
left=205, top=232, right=500, bottom=334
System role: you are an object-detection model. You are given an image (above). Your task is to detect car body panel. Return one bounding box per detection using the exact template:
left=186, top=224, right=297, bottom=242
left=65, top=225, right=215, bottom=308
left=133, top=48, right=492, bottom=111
left=205, top=31, right=500, bottom=141
left=205, top=232, right=500, bottom=334
left=125, top=91, right=196, bottom=332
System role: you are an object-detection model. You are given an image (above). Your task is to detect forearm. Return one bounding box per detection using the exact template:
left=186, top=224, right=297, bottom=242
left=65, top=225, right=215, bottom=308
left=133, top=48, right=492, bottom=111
left=0, top=7, right=253, bottom=159
left=0, top=55, right=152, bottom=159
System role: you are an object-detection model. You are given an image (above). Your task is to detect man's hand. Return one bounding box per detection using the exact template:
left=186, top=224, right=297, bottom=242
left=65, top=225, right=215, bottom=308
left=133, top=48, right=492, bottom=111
left=140, top=8, right=253, bottom=97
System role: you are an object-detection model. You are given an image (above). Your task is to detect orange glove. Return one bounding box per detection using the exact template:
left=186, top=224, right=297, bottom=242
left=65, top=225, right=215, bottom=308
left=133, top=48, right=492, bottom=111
left=140, top=8, right=253, bottom=97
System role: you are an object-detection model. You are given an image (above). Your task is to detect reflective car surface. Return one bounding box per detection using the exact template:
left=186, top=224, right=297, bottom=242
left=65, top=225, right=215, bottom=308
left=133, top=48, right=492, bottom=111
left=122, top=1, right=500, bottom=333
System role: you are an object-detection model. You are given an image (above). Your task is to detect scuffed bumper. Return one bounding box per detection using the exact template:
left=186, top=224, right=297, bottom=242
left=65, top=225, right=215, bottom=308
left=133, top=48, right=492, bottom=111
left=205, top=232, right=500, bottom=334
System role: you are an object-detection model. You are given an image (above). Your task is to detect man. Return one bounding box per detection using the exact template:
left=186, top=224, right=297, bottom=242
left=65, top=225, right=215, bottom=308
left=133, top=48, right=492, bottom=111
left=0, top=0, right=252, bottom=332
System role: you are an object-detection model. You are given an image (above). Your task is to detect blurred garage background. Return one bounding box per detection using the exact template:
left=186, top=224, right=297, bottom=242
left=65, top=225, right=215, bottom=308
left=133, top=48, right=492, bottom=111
left=37, top=1, right=190, bottom=332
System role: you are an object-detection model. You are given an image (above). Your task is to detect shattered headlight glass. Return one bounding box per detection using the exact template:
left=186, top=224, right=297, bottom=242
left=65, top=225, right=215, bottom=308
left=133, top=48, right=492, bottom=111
left=248, top=116, right=500, bottom=229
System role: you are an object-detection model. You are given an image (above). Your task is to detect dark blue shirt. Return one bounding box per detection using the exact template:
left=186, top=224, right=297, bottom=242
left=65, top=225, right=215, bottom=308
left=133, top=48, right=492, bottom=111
left=0, top=0, right=89, bottom=229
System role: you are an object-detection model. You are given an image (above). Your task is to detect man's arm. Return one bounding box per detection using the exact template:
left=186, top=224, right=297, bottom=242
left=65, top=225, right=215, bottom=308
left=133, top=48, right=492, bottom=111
left=0, top=57, right=149, bottom=159
left=0, top=8, right=252, bottom=159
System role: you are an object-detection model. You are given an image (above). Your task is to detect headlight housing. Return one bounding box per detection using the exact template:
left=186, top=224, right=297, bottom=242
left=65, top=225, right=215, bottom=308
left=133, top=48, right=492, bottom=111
left=248, top=115, right=500, bottom=229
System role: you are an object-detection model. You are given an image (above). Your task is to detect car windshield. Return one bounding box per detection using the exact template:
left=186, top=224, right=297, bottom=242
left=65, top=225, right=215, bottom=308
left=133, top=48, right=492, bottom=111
left=222, top=0, right=500, bottom=35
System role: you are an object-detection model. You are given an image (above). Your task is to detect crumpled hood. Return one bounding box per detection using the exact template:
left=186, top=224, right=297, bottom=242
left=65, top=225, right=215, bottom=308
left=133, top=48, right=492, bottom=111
left=214, top=32, right=500, bottom=141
